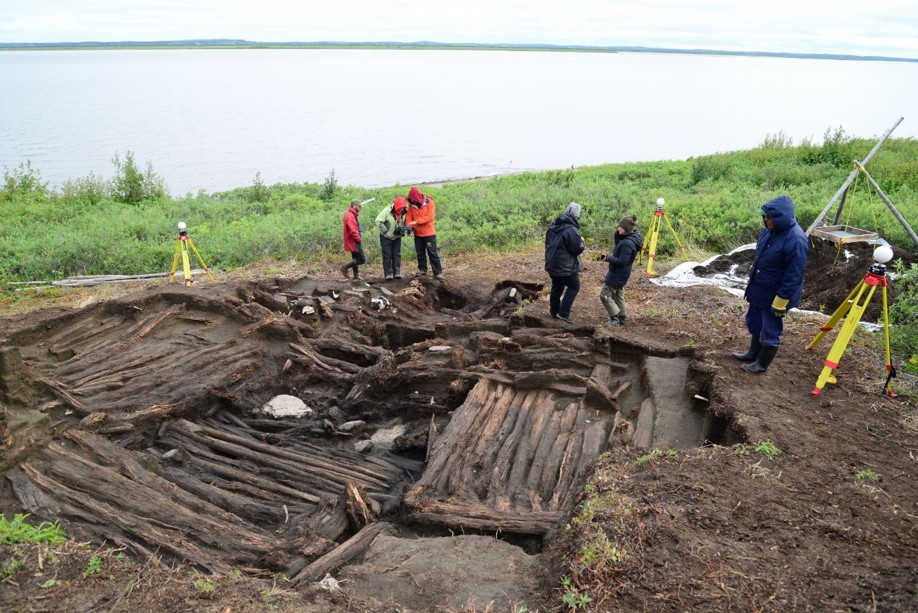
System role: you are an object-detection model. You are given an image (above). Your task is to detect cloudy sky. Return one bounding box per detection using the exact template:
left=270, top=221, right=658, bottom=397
left=2, top=0, right=917, bottom=59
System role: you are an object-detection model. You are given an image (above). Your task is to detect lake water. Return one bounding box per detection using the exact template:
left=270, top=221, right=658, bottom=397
left=2, top=49, right=917, bottom=196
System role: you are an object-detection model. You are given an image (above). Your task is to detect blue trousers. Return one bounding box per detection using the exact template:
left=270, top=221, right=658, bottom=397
left=549, top=273, right=580, bottom=318
left=745, top=304, right=784, bottom=347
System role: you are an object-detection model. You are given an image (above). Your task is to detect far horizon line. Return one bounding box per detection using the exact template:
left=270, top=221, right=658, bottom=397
left=1, top=38, right=916, bottom=63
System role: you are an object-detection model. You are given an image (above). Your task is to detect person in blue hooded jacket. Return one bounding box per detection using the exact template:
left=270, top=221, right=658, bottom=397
left=599, top=214, right=642, bottom=326
left=544, top=202, right=585, bottom=323
left=731, top=195, right=810, bottom=373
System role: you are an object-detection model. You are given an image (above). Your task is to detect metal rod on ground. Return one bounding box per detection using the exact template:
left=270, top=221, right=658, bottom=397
left=806, top=116, right=904, bottom=235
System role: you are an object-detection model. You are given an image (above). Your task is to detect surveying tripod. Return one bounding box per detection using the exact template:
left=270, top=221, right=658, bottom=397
left=169, top=222, right=214, bottom=286
left=806, top=258, right=895, bottom=398
left=638, top=198, right=688, bottom=277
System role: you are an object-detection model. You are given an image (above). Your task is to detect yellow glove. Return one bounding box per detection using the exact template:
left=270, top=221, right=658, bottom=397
left=771, top=296, right=789, bottom=318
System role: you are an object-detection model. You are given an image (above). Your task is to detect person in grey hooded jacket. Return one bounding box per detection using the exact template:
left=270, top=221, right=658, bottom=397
left=730, top=194, right=809, bottom=373
left=544, top=202, right=585, bottom=323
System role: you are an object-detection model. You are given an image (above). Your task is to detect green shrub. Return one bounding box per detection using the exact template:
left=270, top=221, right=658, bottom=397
left=1, top=161, right=48, bottom=204
left=320, top=169, right=338, bottom=201
left=59, top=172, right=110, bottom=205
left=111, top=151, right=167, bottom=204
left=890, top=260, right=918, bottom=374
left=690, top=155, right=732, bottom=185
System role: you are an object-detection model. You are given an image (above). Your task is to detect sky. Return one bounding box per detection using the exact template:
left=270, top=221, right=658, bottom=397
left=1, top=0, right=918, bottom=59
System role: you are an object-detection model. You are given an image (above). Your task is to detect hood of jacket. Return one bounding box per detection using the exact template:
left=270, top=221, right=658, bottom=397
left=550, top=212, right=580, bottom=231
left=760, top=195, right=797, bottom=233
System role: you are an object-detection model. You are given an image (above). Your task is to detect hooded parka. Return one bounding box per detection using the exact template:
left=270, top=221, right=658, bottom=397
left=745, top=195, right=809, bottom=309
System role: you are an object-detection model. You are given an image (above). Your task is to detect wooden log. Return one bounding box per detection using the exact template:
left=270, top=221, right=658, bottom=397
left=536, top=400, right=581, bottom=505
left=559, top=419, right=613, bottom=511
left=548, top=404, right=589, bottom=511
left=21, top=462, right=235, bottom=573
left=460, top=386, right=521, bottom=499
left=447, top=382, right=516, bottom=498
left=345, top=482, right=373, bottom=530
left=39, top=444, right=279, bottom=555
left=412, top=379, right=494, bottom=493
left=512, top=369, right=587, bottom=390
left=36, top=377, right=90, bottom=415
left=609, top=380, right=631, bottom=400
left=486, top=389, right=542, bottom=509
left=585, top=363, right=618, bottom=411
left=129, top=303, right=186, bottom=342
left=171, top=420, right=395, bottom=491
left=468, top=388, right=533, bottom=501
left=291, top=522, right=393, bottom=585
left=631, top=398, right=656, bottom=449
left=523, top=403, right=564, bottom=512
left=158, top=468, right=287, bottom=524
left=6, top=468, right=61, bottom=516
left=505, top=390, right=553, bottom=507
left=70, top=352, right=165, bottom=388
left=181, top=452, right=321, bottom=504
left=46, top=315, right=127, bottom=356
left=308, top=337, right=388, bottom=365
left=406, top=499, right=562, bottom=535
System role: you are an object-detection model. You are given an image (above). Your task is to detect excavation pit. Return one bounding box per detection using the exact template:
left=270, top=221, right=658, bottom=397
left=0, top=274, right=741, bottom=585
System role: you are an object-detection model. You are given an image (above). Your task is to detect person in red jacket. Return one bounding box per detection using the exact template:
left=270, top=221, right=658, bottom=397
left=340, top=199, right=365, bottom=280
left=405, top=186, right=444, bottom=280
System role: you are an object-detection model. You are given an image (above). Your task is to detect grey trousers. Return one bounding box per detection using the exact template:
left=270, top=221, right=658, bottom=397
left=599, top=284, right=626, bottom=318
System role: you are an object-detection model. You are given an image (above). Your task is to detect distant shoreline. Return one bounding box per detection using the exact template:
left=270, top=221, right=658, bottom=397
left=1, top=40, right=915, bottom=63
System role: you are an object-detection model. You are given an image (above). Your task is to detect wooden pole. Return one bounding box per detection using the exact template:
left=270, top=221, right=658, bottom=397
left=855, top=160, right=918, bottom=250
left=806, top=116, right=904, bottom=235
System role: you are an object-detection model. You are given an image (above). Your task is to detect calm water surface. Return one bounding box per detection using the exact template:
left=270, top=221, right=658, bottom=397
left=2, top=49, right=917, bottom=195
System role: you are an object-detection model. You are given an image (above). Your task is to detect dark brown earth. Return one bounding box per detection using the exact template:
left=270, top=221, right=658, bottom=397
left=1, top=239, right=916, bottom=613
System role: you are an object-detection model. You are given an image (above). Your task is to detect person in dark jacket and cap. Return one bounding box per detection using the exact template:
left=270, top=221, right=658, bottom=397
left=731, top=194, right=810, bottom=373
left=544, top=202, right=586, bottom=324
left=599, top=214, right=642, bottom=326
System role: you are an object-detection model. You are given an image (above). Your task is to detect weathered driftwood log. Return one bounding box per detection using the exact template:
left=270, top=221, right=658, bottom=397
left=345, top=482, right=373, bottom=530
left=405, top=499, right=562, bottom=535
left=168, top=419, right=400, bottom=495
left=291, top=522, right=393, bottom=585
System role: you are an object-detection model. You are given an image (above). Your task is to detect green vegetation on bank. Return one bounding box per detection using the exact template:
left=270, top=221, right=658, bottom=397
left=2, top=129, right=918, bottom=369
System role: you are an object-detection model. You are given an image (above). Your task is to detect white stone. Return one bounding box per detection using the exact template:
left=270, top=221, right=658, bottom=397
left=428, top=345, right=452, bottom=352
left=338, top=420, right=367, bottom=433
left=260, top=394, right=314, bottom=419
left=370, top=424, right=408, bottom=450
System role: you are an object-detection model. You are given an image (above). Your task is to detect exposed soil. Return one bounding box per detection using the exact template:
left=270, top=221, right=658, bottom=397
left=1, top=240, right=916, bottom=612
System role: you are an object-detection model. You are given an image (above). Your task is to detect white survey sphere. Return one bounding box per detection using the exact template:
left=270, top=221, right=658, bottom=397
left=873, top=244, right=894, bottom=264
left=177, top=221, right=187, bottom=231
left=656, top=197, right=665, bottom=206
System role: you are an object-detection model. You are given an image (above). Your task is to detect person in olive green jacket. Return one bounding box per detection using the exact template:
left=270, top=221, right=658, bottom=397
left=375, top=196, right=410, bottom=280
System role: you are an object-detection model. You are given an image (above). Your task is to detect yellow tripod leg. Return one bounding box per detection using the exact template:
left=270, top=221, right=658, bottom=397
left=169, top=239, right=182, bottom=283
left=638, top=219, right=652, bottom=265
left=187, top=238, right=215, bottom=282
left=807, top=280, right=864, bottom=350
left=662, top=213, right=689, bottom=261
left=181, top=241, right=193, bottom=286
left=881, top=285, right=896, bottom=397
left=646, top=214, right=661, bottom=277
left=811, top=284, right=876, bottom=397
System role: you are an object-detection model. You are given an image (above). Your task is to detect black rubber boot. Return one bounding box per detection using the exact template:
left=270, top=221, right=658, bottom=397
left=340, top=262, right=353, bottom=279
left=730, top=336, right=762, bottom=362
left=742, top=345, right=778, bottom=373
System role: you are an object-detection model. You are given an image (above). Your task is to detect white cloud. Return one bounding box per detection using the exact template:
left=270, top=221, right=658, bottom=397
left=0, top=0, right=916, bottom=58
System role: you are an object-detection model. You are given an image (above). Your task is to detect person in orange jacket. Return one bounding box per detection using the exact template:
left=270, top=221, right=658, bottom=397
left=405, top=186, right=444, bottom=280
left=340, top=199, right=365, bottom=280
